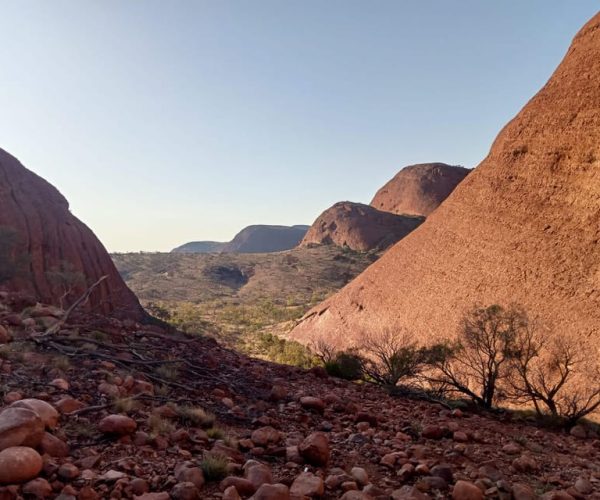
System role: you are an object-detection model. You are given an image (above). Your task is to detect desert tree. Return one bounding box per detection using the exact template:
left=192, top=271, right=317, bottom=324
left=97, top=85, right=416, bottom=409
left=509, top=326, right=600, bottom=424
left=359, top=326, right=436, bottom=388
left=309, top=336, right=363, bottom=380
left=45, top=260, right=86, bottom=308
left=310, top=337, right=337, bottom=364
left=429, top=304, right=527, bottom=408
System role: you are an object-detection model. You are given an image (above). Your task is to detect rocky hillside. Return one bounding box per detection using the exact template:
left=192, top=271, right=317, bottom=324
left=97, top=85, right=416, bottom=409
left=0, top=291, right=597, bottom=499
left=172, top=241, right=226, bottom=254
left=300, top=202, right=424, bottom=252
left=370, top=163, right=470, bottom=217
left=290, top=12, right=600, bottom=351
left=0, top=149, right=145, bottom=320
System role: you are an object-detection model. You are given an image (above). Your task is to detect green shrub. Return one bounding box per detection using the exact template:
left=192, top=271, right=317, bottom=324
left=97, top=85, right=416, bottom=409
left=200, top=453, right=229, bottom=481
left=325, top=351, right=363, bottom=380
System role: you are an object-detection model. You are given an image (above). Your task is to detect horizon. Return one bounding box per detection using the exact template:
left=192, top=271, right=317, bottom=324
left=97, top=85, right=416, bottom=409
left=1, top=1, right=598, bottom=252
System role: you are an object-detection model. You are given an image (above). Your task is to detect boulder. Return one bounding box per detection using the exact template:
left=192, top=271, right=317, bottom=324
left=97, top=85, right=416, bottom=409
left=290, top=472, right=324, bottom=497
left=251, top=426, right=282, bottom=447
left=0, top=407, right=44, bottom=450
left=9, top=399, right=59, bottom=429
left=22, top=477, right=53, bottom=498
left=245, top=462, right=273, bottom=490
left=299, top=432, right=330, bottom=466
left=39, top=432, right=69, bottom=457
left=98, top=414, right=137, bottom=435
left=171, top=482, right=200, bottom=500
left=251, top=483, right=290, bottom=500
left=0, top=446, right=43, bottom=484
left=452, top=481, right=484, bottom=500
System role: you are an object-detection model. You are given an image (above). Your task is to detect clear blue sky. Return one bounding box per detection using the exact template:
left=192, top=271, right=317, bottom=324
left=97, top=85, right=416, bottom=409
left=1, top=1, right=597, bottom=252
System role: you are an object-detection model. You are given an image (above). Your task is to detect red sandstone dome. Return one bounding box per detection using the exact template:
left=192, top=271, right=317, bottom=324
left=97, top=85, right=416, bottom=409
left=300, top=202, right=424, bottom=252
left=290, top=12, right=600, bottom=349
left=370, top=163, right=470, bottom=217
left=0, top=148, right=145, bottom=320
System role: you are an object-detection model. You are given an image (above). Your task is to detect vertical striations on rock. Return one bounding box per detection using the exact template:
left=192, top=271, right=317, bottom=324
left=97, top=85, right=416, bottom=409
left=0, top=148, right=145, bottom=320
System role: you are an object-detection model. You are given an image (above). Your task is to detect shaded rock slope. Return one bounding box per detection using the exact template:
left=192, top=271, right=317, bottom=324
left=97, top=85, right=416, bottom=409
left=0, top=148, right=144, bottom=320
left=291, top=12, right=600, bottom=349
left=300, top=202, right=424, bottom=252
left=370, top=163, right=470, bottom=217
left=0, top=292, right=597, bottom=498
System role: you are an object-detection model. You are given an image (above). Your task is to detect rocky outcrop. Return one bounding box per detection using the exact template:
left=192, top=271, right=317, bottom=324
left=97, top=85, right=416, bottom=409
left=171, top=241, right=226, bottom=254
left=220, top=225, right=309, bottom=253
left=290, top=12, right=600, bottom=349
left=0, top=148, right=145, bottom=320
left=300, top=202, right=424, bottom=252
left=370, top=163, right=470, bottom=216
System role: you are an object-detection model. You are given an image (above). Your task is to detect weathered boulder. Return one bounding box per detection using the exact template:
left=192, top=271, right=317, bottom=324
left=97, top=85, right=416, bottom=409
left=290, top=472, right=324, bottom=497
left=9, top=398, right=59, bottom=429
left=0, top=407, right=44, bottom=450
left=0, top=446, right=43, bottom=484
left=98, top=414, right=137, bottom=435
left=298, top=432, right=330, bottom=466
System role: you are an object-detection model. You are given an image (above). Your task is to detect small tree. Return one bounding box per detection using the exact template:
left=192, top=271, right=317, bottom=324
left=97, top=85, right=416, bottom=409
left=360, top=327, right=434, bottom=387
left=46, top=261, right=86, bottom=308
left=310, top=337, right=337, bottom=364
left=509, top=327, right=600, bottom=424
left=430, top=304, right=527, bottom=408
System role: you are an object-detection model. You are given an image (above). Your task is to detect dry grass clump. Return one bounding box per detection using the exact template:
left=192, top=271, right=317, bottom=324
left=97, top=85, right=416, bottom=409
left=147, top=414, right=175, bottom=437
left=112, top=397, right=140, bottom=414
left=176, top=405, right=215, bottom=428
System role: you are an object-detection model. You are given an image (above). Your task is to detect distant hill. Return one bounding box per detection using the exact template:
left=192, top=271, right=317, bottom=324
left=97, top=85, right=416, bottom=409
left=173, top=224, right=310, bottom=254
left=172, top=241, right=225, bottom=253
left=221, top=225, right=309, bottom=253
left=300, top=202, right=424, bottom=252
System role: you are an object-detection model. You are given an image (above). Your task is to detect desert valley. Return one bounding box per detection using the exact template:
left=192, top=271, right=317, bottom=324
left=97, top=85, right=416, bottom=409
left=0, top=6, right=599, bottom=500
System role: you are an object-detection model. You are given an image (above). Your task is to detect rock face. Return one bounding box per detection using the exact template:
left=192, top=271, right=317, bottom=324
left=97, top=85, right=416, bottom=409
left=0, top=149, right=145, bottom=319
left=220, top=225, right=309, bottom=253
left=290, top=13, right=600, bottom=349
left=300, top=202, right=424, bottom=252
left=370, top=163, right=470, bottom=216
left=171, top=241, right=226, bottom=253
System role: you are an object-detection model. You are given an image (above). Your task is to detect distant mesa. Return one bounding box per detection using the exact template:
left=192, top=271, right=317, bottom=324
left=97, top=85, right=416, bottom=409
left=172, top=225, right=310, bottom=254
left=221, top=225, right=309, bottom=253
left=0, top=148, right=145, bottom=320
left=370, top=162, right=470, bottom=217
left=300, top=202, right=424, bottom=252
left=172, top=241, right=225, bottom=254
left=290, top=12, right=600, bottom=349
